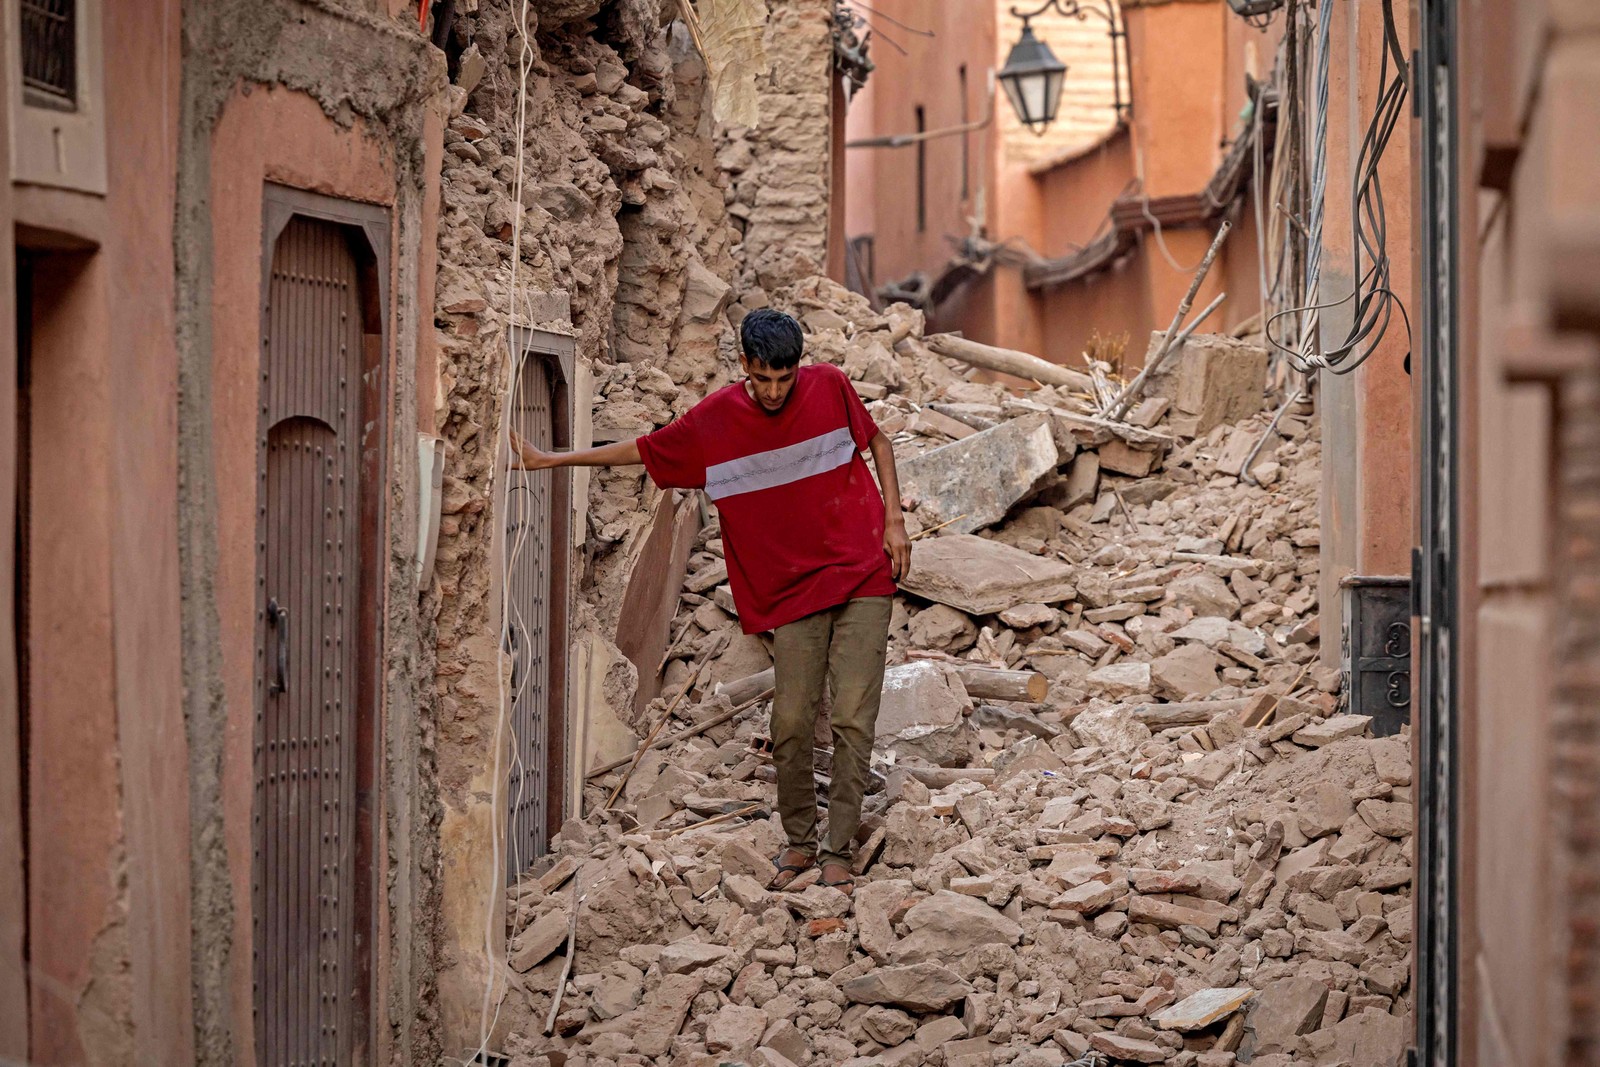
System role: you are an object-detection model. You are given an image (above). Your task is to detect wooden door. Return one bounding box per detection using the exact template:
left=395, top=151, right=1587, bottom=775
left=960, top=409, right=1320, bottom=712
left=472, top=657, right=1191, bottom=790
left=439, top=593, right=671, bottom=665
left=253, top=216, right=363, bottom=1067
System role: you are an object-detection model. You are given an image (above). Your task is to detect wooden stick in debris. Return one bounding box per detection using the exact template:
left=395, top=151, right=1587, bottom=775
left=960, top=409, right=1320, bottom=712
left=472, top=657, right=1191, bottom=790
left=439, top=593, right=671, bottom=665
left=1104, top=220, right=1233, bottom=420
left=586, top=687, right=774, bottom=779
left=924, top=333, right=1096, bottom=393
left=664, top=802, right=766, bottom=838
left=1102, top=288, right=1227, bottom=422
left=910, top=513, right=970, bottom=541
left=605, top=636, right=726, bottom=809
left=1241, top=665, right=1311, bottom=729
left=655, top=615, right=698, bottom=674
left=544, top=879, right=584, bottom=1035
left=1130, top=697, right=1254, bottom=728
left=954, top=665, right=1049, bottom=702
left=674, top=0, right=708, bottom=59
left=715, top=667, right=775, bottom=706
left=1112, top=486, right=1137, bottom=530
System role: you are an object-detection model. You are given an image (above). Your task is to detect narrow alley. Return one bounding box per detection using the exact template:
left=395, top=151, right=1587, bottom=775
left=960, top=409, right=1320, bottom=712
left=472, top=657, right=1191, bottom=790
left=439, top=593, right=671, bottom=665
left=0, top=1, right=1594, bottom=1066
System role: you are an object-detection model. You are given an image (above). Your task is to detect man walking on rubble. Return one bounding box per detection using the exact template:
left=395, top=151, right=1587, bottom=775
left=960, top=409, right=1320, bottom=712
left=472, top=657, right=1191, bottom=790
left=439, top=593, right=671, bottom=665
left=511, top=308, right=911, bottom=896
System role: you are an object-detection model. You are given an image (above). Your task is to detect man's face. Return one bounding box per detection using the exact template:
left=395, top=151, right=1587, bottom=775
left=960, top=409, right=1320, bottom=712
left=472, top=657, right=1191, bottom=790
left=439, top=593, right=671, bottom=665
left=740, top=355, right=798, bottom=413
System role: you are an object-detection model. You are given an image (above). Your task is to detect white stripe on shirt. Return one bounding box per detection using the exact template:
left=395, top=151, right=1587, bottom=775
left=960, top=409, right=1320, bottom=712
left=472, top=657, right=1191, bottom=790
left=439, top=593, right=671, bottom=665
left=703, top=426, right=857, bottom=501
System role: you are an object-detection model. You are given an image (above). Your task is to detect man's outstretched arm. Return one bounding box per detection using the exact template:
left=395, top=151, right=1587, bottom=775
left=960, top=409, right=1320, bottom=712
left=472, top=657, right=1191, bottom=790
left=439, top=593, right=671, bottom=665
left=867, top=431, right=911, bottom=580
left=510, top=429, right=641, bottom=470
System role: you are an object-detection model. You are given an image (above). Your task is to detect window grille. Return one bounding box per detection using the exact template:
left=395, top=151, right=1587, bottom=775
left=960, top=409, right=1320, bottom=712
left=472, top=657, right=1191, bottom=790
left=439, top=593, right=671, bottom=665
left=21, top=0, right=77, bottom=109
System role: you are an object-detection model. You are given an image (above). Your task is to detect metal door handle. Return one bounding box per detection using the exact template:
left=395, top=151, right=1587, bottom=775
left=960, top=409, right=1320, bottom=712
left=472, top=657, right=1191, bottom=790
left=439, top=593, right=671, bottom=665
left=268, top=598, right=288, bottom=695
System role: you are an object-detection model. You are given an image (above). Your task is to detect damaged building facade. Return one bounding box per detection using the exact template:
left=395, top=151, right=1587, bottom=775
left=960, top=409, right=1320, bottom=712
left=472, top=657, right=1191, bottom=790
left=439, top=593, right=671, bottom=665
left=1, top=0, right=845, bottom=1059
left=1, top=0, right=451, bottom=1061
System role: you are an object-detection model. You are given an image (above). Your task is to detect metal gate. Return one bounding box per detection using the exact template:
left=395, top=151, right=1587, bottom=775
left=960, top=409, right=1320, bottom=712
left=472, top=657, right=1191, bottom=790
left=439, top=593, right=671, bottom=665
left=253, top=216, right=363, bottom=1067
left=1412, top=0, right=1460, bottom=1061
left=505, top=353, right=557, bottom=881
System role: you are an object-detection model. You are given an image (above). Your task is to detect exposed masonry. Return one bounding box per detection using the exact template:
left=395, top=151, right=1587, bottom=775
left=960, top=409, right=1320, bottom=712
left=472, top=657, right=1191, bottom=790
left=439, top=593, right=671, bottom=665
left=426, top=0, right=836, bottom=1047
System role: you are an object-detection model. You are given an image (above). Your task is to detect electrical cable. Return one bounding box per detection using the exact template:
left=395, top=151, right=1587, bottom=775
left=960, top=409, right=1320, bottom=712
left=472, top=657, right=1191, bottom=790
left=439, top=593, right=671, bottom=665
left=1266, top=0, right=1412, bottom=376
left=461, top=0, right=536, bottom=1062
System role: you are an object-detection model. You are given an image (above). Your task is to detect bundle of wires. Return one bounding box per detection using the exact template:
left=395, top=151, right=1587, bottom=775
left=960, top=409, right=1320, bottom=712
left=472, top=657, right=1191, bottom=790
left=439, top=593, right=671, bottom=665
left=1267, top=0, right=1412, bottom=376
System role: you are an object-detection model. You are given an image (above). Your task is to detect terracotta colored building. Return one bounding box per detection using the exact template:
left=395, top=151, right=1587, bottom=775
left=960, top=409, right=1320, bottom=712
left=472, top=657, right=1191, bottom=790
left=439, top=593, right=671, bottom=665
left=844, top=0, right=1271, bottom=365
left=1426, top=0, right=1600, bottom=1062
left=845, top=0, right=1414, bottom=675
left=0, top=0, right=448, bottom=1062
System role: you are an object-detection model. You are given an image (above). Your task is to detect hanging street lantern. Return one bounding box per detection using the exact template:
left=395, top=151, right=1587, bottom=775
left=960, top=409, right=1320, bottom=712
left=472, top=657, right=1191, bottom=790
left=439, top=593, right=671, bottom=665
left=998, top=20, right=1069, bottom=135
left=998, top=0, right=1130, bottom=135
left=1225, top=0, right=1285, bottom=18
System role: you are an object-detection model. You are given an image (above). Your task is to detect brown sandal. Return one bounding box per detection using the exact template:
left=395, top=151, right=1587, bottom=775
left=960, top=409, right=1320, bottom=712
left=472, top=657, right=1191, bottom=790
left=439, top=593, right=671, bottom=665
left=819, top=861, right=855, bottom=896
left=768, top=848, right=815, bottom=891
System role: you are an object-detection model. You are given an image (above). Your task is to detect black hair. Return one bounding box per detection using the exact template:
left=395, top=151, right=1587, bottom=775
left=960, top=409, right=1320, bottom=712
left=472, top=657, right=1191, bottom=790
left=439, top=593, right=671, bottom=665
left=739, top=308, right=805, bottom=369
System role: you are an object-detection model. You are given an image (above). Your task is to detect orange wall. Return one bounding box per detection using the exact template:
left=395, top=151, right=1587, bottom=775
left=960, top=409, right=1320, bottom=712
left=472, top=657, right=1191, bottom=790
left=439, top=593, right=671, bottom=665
left=843, top=0, right=998, bottom=330
left=1, top=1, right=191, bottom=1061
left=848, top=1, right=1283, bottom=369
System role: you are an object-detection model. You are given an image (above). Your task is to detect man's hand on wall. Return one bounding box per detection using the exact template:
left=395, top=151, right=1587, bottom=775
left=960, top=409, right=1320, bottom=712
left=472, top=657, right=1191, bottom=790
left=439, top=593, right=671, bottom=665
left=509, top=429, right=558, bottom=471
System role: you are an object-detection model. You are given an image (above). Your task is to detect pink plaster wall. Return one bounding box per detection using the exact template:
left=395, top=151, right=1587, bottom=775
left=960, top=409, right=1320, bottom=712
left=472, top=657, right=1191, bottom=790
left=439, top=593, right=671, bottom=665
left=208, top=84, right=411, bottom=1064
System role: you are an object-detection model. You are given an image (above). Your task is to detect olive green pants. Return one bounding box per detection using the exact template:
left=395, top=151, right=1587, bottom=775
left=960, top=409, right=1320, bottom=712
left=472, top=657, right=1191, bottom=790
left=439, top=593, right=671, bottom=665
left=771, top=595, right=892, bottom=868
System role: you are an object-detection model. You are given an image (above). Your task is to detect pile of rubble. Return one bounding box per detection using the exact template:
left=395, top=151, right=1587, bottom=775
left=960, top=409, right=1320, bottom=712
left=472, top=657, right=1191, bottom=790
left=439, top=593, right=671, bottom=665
left=498, top=280, right=1411, bottom=1067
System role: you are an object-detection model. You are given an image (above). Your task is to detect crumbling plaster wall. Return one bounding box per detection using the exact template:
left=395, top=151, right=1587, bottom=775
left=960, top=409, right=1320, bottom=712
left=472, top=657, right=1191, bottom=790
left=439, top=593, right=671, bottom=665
left=716, top=0, right=838, bottom=301
left=173, top=2, right=446, bottom=1062
left=426, top=0, right=758, bottom=1050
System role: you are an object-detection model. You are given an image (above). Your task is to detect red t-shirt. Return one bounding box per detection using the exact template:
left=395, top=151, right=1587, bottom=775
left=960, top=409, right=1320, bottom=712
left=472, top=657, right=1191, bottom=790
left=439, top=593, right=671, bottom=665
left=637, top=363, right=896, bottom=634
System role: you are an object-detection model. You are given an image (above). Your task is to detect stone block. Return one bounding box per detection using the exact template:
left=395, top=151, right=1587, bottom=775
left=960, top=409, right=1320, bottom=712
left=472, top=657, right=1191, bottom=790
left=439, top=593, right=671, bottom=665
left=902, top=534, right=1077, bottom=615
left=900, top=415, right=1058, bottom=534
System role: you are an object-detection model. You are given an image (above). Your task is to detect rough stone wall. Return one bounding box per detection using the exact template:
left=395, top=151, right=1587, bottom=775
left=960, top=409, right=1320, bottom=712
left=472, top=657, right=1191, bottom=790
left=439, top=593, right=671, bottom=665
left=427, top=0, right=752, bottom=1048
left=172, top=4, right=446, bottom=1062
left=715, top=0, right=837, bottom=299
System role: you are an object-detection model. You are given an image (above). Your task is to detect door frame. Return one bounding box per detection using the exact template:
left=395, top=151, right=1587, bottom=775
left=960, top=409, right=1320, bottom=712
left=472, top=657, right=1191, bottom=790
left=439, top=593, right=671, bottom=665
left=1412, top=0, right=1461, bottom=1062
left=502, top=324, right=573, bottom=879
left=256, top=184, right=390, bottom=1063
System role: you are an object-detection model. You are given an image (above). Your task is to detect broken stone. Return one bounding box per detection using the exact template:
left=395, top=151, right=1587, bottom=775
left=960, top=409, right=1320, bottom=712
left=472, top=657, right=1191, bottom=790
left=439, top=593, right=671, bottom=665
left=1168, top=572, right=1242, bottom=620
left=1298, top=781, right=1356, bottom=839
left=842, top=963, right=973, bottom=1012
left=893, top=891, right=1023, bottom=962
left=1150, top=645, right=1223, bottom=701
left=596, top=972, right=700, bottom=1057
left=1152, top=987, right=1256, bottom=1031
left=1356, top=799, right=1413, bottom=838
left=1292, top=715, right=1372, bottom=747
left=857, top=880, right=916, bottom=962
left=658, top=941, right=729, bottom=974
left=876, top=661, right=971, bottom=737
left=705, top=1004, right=770, bottom=1056
left=1086, top=661, right=1152, bottom=698
left=908, top=604, right=979, bottom=652
left=1098, top=439, right=1164, bottom=478
left=1000, top=602, right=1057, bottom=629
left=1071, top=705, right=1154, bottom=753
left=1127, top=895, right=1228, bottom=935
left=862, top=1005, right=917, bottom=1047
left=1157, top=332, right=1268, bottom=435
left=1241, top=976, right=1329, bottom=1057
left=899, top=415, right=1058, bottom=534
left=509, top=903, right=571, bottom=972
left=902, top=535, right=1077, bottom=615
left=1089, top=1031, right=1169, bottom=1063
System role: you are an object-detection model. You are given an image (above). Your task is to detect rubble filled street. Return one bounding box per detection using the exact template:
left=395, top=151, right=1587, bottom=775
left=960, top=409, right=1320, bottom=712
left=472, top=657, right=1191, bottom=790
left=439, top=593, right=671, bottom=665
left=497, top=281, right=1412, bottom=1067
left=31, top=0, right=1597, bottom=1059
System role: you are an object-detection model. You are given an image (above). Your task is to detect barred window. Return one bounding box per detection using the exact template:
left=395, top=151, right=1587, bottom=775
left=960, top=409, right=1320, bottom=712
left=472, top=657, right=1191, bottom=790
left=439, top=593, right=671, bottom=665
left=21, top=0, right=77, bottom=110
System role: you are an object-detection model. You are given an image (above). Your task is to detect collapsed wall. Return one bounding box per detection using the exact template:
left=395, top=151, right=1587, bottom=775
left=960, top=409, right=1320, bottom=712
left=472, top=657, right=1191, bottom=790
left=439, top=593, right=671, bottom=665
left=426, top=0, right=839, bottom=1052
